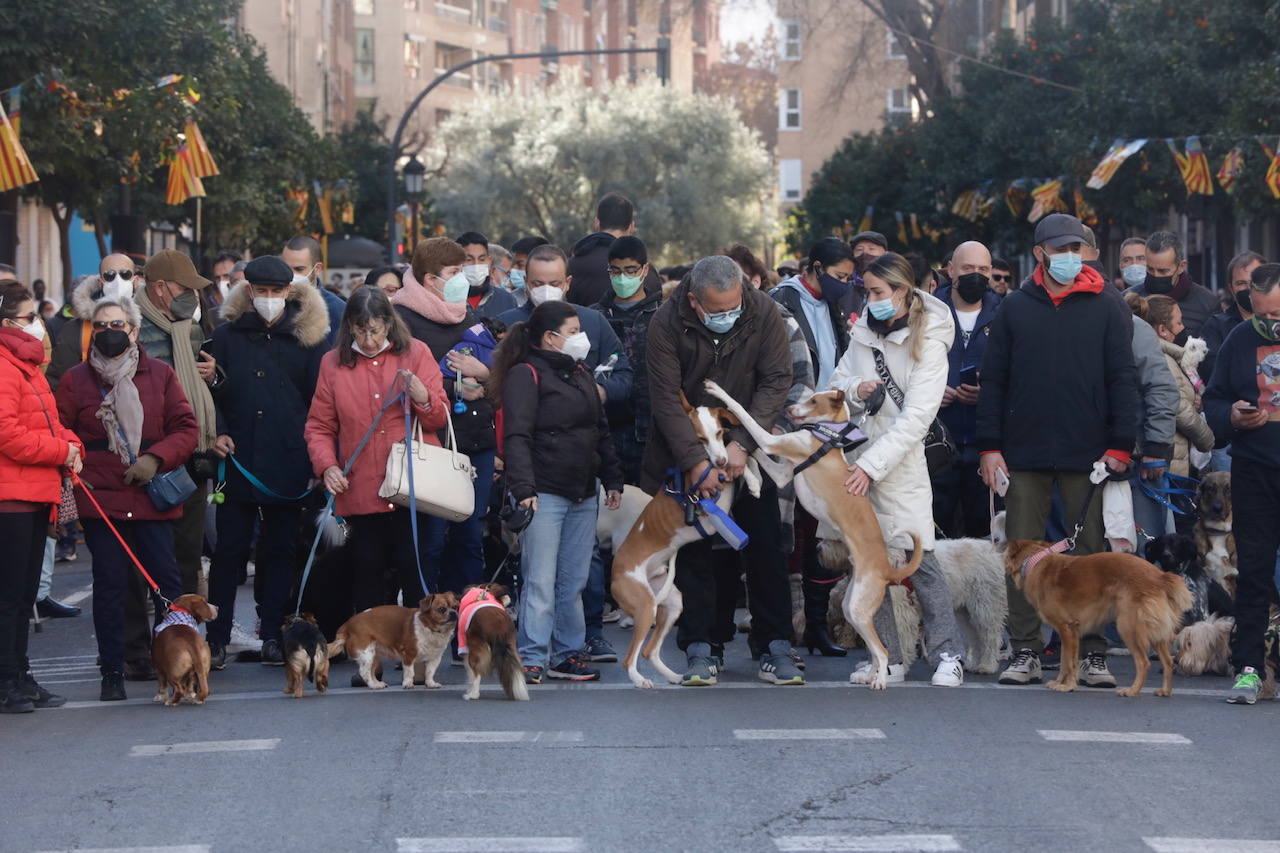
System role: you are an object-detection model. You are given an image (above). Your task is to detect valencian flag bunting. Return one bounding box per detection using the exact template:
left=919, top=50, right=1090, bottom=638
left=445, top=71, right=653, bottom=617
left=1086, top=138, right=1147, bottom=190
left=183, top=122, right=219, bottom=178
left=1166, top=136, right=1214, bottom=196
left=1027, top=179, right=1066, bottom=222
left=1217, top=146, right=1244, bottom=193
left=0, top=97, right=38, bottom=192
left=164, top=137, right=205, bottom=206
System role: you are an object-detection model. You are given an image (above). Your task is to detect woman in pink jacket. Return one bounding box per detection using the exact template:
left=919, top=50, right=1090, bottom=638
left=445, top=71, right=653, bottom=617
left=305, top=286, right=448, bottom=615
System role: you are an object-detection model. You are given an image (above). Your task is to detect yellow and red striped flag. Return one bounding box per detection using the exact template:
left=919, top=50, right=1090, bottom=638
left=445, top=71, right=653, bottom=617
left=1086, top=138, right=1147, bottom=190
left=183, top=121, right=219, bottom=178
left=1166, top=136, right=1214, bottom=196
left=894, top=212, right=908, bottom=244
left=164, top=142, right=205, bottom=206
left=0, top=97, right=38, bottom=192
left=1216, top=146, right=1244, bottom=193
left=1027, top=179, right=1066, bottom=222
left=909, top=212, right=922, bottom=240
left=1265, top=141, right=1280, bottom=200
left=951, top=190, right=979, bottom=222
left=857, top=205, right=873, bottom=234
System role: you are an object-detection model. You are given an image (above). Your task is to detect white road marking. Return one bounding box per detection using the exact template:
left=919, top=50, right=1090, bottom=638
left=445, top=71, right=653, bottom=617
left=28, top=654, right=98, bottom=663
left=59, top=583, right=95, bottom=607
left=397, top=838, right=584, bottom=852
left=1038, top=730, right=1191, bottom=744
left=774, top=835, right=962, bottom=851
left=735, top=728, right=886, bottom=741
left=37, top=678, right=100, bottom=685
left=433, top=731, right=583, bottom=743
left=129, top=738, right=281, bottom=756
left=1145, top=839, right=1280, bottom=853
left=35, top=847, right=210, bottom=853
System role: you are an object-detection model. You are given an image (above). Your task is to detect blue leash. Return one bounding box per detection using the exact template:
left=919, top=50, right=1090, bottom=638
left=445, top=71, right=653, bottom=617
left=218, top=456, right=316, bottom=503
left=402, top=391, right=429, bottom=599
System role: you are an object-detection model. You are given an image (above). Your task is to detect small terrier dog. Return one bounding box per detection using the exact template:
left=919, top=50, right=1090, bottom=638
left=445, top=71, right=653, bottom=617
left=328, top=594, right=459, bottom=690
left=282, top=613, right=330, bottom=698
left=459, top=584, right=528, bottom=701
left=151, top=594, right=219, bottom=707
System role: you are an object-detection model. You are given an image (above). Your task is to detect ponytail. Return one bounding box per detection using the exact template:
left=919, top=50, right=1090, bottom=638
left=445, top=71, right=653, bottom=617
left=488, top=321, right=532, bottom=402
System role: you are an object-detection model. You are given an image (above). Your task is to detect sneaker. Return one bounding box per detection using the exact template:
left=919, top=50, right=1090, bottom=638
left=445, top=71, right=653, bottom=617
left=1079, top=652, right=1116, bottom=688
left=931, top=653, right=964, bottom=687
left=581, top=636, right=618, bottom=663
left=260, top=638, right=284, bottom=666
left=998, top=649, right=1042, bottom=685
left=1227, top=667, right=1262, bottom=705
left=100, top=671, right=127, bottom=702
left=601, top=605, right=622, bottom=624
left=54, top=543, right=77, bottom=562
left=849, top=660, right=906, bottom=685
left=547, top=655, right=600, bottom=681
left=18, top=673, right=66, bottom=708
left=0, top=679, right=35, bottom=714
left=789, top=647, right=806, bottom=672
left=1041, top=638, right=1060, bottom=671
left=709, top=643, right=726, bottom=672
left=681, top=643, right=718, bottom=686
left=522, top=665, right=544, bottom=685
left=758, top=640, right=805, bottom=685
left=36, top=596, right=81, bottom=618
left=208, top=641, right=226, bottom=671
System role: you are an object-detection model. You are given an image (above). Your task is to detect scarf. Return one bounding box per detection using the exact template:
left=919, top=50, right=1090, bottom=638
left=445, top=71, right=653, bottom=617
left=90, top=344, right=144, bottom=466
left=391, top=267, right=468, bottom=325
left=134, top=287, right=217, bottom=452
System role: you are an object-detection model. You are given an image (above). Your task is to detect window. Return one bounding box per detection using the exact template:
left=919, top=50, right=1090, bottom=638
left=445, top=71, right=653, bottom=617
left=781, top=19, right=801, bottom=61
left=887, top=87, right=911, bottom=114
left=778, top=88, right=801, bottom=130
left=436, top=0, right=472, bottom=23
left=436, top=42, right=472, bottom=87
left=404, top=35, right=423, bottom=79
left=779, top=159, right=803, bottom=202
left=354, top=0, right=374, bottom=14
left=356, top=28, right=376, bottom=83
left=887, top=30, right=906, bottom=59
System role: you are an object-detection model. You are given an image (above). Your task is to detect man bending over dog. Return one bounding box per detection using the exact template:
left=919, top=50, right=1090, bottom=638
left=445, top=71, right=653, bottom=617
left=977, top=213, right=1139, bottom=688
left=643, top=255, right=795, bottom=686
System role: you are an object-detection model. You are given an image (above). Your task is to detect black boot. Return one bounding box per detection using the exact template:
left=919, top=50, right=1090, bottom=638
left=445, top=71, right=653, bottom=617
left=18, top=672, right=66, bottom=708
left=0, top=679, right=35, bottom=714
left=100, top=671, right=127, bottom=702
left=802, top=576, right=847, bottom=657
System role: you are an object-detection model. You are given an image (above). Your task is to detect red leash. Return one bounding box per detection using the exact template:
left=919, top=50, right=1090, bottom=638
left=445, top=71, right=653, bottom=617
left=71, top=472, right=172, bottom=610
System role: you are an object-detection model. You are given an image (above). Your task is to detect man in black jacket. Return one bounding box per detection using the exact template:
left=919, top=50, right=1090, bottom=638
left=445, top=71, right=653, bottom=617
left=1200, top=250, right=1265, bottom=381
left=1124, top=230, right=1220, bottom=336
left=977, top=213, right=1139, bottom=689
left=566, top=193, right=662, bottom=305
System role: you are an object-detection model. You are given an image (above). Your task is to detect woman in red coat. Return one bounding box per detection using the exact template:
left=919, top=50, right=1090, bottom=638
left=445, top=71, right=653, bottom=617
left=55, top=298, right=198, bottom=702
left=305, top=286, right=447, bottom=616
left=0, top=282, right=82, bottom=714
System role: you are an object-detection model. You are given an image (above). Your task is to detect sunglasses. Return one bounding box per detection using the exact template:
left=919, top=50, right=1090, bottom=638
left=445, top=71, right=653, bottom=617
left=102, top=269, right=134, bottom=282
left=92, top=320, right=130, bottom=331
left=990, top=274, right=1010, bottom=282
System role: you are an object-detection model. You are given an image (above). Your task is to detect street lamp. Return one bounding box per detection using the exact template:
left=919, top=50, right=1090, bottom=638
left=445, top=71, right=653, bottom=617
left=403, top=155, right=426, bottom=258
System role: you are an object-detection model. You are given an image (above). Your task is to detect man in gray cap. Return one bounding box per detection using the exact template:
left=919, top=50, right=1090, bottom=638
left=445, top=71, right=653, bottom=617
left=976, top=213, right=1140, bottom=690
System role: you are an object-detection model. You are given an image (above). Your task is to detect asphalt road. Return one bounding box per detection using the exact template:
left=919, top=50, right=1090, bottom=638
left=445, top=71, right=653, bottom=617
left=4, top=558, right=1279, bottom=853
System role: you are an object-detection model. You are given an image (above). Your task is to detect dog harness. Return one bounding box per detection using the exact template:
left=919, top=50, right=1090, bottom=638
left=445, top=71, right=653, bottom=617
left=662, top=467, right=750, bottom=551
left=456, top=588, right=505, bottom=656
left=154, top=606, right=197, bottom=636
left=791, top=421, right=868, bottom=477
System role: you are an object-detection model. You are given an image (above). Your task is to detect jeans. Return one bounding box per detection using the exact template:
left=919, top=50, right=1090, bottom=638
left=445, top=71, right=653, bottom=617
left=425, top=449, right=496, bottom=594
left=83, top=518, right=182, bottom=674
left=871, top=551, right=963, bottom=666
left=346, top=509, right=431, bottom=612
left=207, top=499, right=301, bottom=645
left=37, top=537, right=54, bottom=601
left=516, top=492, right=599, bottom=669
left=1229, top=461, right=1280, bottom=674
left=932, top=445, right=995, bottom=538
left=0, top=510, right=48, bottom=682
left=584, top=544, right=607, bottom=643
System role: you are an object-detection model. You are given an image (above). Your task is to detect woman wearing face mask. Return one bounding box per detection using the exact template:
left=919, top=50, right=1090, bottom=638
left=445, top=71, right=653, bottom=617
left=55, top=298, right=198, bottom=702
left=392, top=238, right=500, bottom=598
left=828, top=252, right=968, bottom=688
left=0, top=283, right=83, bottom=713
left=490, top=301, right=623, bottom=685
left=305, top=287, right=448, bottom=627
left=1140, top=295, right=1215, bottom=481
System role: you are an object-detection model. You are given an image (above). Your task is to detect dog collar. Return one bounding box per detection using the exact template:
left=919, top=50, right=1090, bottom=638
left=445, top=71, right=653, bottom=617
left=155, top=608, right=198, bottom=635
left=1020, top=540, right=1071, bottom=580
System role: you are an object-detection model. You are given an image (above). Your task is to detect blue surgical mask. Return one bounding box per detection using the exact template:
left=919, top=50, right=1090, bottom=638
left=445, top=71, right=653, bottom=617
left=1121, top=264, right=1146, bottom=287
left=507, top=269, right=526, bottom=290
left=701, top=304, right=742, bottom=334
left=1045, top=251, right=1082, bottom=284
left=439, top=272, right=470, bottom=304
left=867, top=298, right=897, bottom=321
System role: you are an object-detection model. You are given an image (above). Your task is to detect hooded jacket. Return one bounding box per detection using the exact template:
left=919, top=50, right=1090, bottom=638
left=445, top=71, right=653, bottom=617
left=1129, top=315, right=1177, bottom=461
left=208, top=280, right=330, bottom=504
left=640, top=280, right=792, bottom=494
left=590, top=288, right=661, bottom=440
left=976, top=265, right=1140, bottom=472
left=1204, top=320, right=1280, bottom=468
left=47, top=274, right=125, bottom=389
left=771, top=274, right=850, bottom=390
left=1156, top=337, right=1215, bottom=477
left=0, top=328, right=81, bottom=505
left=565, top=232, right=662, bottom=306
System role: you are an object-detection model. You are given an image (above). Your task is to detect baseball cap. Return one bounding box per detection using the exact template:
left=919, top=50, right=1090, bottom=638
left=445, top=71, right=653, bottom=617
left=1034, top=213, right=1088, bottom=250
left=144, top=249, right=211, bottom=290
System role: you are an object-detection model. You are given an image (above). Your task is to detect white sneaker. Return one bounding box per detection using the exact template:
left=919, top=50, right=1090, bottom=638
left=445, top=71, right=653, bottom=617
left=931, top=653, right=963, bottom=687
left=849, top=660, right=906, bottom=684
left=1079, top=652, right=1117, bottom=688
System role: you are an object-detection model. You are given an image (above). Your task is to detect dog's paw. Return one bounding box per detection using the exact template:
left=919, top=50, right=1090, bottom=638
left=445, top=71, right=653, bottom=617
left=366, top=680, right=387, bottom=690
left=702, top=379, right=727, bottom=401
left=1116, top=686, right=1141, bottom=697
left=1046, top=679, right=1074, bottom=692
left=633, top=677, right=654, bottom=689
left=462, top=690, right=479, bottom=701
left=425, top=680, right=443, bottom=689
left=153, top=693, right=165, bottom=703
left=1153, top=687, right=1172, bottom=697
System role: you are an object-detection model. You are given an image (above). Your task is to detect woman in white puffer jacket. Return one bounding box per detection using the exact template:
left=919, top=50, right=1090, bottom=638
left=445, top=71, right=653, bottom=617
left=828, top=252, right=967, bottom=686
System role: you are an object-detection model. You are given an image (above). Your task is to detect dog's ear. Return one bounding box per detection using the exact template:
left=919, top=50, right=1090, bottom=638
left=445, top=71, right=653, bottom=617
left=679, top=390, right=694, bottom=415
left=488, top=583, right=509, bottom=599
left=418, top=596, right=433, bottom=611
left=195, top=598, right=216, bottom=622
left=830, top=388, right=846, bottom=407
left=715, top=407, right=741, bottom=428
left=302, top=612, right=319, bottom=626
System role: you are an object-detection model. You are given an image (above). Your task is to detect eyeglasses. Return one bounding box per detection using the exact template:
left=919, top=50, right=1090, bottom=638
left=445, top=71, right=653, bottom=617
left=608, top=265, right=644, bottom=277
left=102, top=269, right=134, bottom=282
left=990, top=274, right=1010, bottom=282
left=92, top=320, right=130, bottom=331
left=353, top=324, right=387, bottom=339
left=8, top=313, right=36, bottom=324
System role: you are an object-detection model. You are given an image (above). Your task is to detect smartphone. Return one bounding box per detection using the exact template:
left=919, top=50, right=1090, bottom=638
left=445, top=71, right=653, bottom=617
left=993, top=468, right=1010, bottom=497
left=959, top=366, right=979, bottom=387
left=1237, top=404, right=1259, bottom=414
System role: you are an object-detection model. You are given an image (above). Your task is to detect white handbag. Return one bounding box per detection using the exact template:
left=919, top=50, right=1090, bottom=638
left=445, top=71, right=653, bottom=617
left=378, top=408, right=476, bottom=522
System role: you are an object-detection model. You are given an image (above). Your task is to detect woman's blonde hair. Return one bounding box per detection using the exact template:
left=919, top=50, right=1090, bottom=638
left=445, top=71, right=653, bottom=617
left=865, top=252, right=928, bottom=361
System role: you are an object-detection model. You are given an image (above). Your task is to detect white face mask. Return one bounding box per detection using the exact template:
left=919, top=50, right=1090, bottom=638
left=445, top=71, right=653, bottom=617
left=253, top=296, right=286, bottom=323
left=351, top=339, right=390, bottom=357
left=191, top=301, right=202, bottom=324
left=19, top=319, right=45, bottom=342
left=217, top=281, right=231, bottom=300
left=291, top=273, right=311, bottom=287
left=530, top=285, right=564, bottom=306
left=101, top=279, right=131, bottom=303
left=461, top=264, right=489, bottom=288
left=556, top=330, right=590, bottom=362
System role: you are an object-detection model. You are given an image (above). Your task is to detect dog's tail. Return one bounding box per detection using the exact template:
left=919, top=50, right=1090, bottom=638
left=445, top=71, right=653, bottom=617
left=326, top=632, right=346, bottom=660
left=495, top=639, right=529, bottom=701
left=888, top=532, right=926, bottom=583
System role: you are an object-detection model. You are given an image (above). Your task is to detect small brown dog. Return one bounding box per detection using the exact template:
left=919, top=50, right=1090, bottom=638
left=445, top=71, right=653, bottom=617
left=282, top=613, right=330, bottom=698
left=327, top=593, right=459, bottom=690
left=1006, top=541, right=1192, bottom=697
left=1194, top=471, right=1237, bottom=594
left=459, top=584, right=528, bottom=701
left=151, top=594, right=219, bottom=706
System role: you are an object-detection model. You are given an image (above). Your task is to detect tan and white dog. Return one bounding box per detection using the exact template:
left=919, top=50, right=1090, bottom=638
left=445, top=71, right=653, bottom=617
left=611, top=393, right=761, bottom=688
left=327, top=593, right=459, bottom=690
left=703, top=381, right=921, bottom=689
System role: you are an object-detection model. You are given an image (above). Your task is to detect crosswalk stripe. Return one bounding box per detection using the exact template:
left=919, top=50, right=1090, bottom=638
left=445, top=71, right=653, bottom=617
left=433, top=731, right=583, bottom=743
left=735, top=728, right=886, bottom=741
left=1037, top=729, right=1191, bottom=744
left=773, top=835, right=962, bottom=851
left=33, top=847, right=211, bottom=853
left=396, top=838, right=584, bottom=852
left=130, top=738, right=280, bottom=756
left=1144, top=839, right=1280, bottom=852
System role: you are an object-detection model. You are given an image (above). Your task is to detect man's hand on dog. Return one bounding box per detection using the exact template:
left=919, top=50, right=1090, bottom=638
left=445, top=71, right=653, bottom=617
left=686, top=459, right=724, bottom=499
left=724, top=442, right=748, bottom=482
left=604, top=489, right=621, bottom=510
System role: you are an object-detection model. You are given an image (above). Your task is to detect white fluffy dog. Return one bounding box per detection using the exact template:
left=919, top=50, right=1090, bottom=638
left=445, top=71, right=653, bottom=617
left=1181, top=335, right=1209, bottom=390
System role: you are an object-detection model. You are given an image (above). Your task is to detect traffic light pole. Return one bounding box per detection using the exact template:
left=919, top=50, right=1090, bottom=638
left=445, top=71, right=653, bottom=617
left=384, top=43, right=670, bottom=261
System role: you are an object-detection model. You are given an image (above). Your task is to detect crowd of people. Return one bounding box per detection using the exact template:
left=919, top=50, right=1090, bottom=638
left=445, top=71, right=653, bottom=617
left=0, top=193, right=1277, bottom=713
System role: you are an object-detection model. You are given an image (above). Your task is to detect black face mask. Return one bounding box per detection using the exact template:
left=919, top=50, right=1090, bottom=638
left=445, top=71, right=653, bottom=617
left=93, top=329, right=131, bottom=359
left=1235, top=289, right=1253, bottom=313
left=1145, top=274, right=1175, bottom=295
left=954, top=272, right=989, bottom=304
left=854, top=254, right=875, bottom=275
left=818, top=272, right=851, bottom=304
left=1173, top=328, right=1191, bottom=347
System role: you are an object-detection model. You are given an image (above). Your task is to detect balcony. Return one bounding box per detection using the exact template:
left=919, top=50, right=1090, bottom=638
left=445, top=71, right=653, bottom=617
left=435, top=0, right=473, bottom=25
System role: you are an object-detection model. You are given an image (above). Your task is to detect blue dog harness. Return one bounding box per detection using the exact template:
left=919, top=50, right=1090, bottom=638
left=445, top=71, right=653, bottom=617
left=663, top=467, right=750, bottom=551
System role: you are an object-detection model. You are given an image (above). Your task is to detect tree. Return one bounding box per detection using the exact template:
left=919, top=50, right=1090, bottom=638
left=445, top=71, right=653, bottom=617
left=428, top=78, right=775, bottom=262
left=698, top=34, right=780, bottom=153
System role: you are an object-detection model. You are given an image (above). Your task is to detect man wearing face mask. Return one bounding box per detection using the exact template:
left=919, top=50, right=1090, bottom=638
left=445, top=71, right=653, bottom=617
left=204, top=255, right=330, bottom=667
left=566, top=193, right=663, bottom=306
left=1117, top=238, right=1147, bottom=292
left=453, top=231, right=515, bottom=320
left=977, top=213, right=1139, bottom=689
left=1124, top=230, right=1219, bottom=337
left=1200, top=250, right=1266, bottom=383
left=644, top=255, right=796, bottom=687
left=47, top=253, right=139, bottom=389
left=282, top=235, right=345, bottom=342
left=933, top=241, right=1002, bottom=538
left=206, top=251, right=241, bottom=327
left=850, top=231, right=888, bottom=288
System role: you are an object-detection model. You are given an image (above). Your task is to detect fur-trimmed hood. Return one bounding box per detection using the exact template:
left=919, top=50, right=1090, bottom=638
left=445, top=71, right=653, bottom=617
left=218, top=279, right=330, bottom=348
left=70, top=274, right=142, bottom=326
